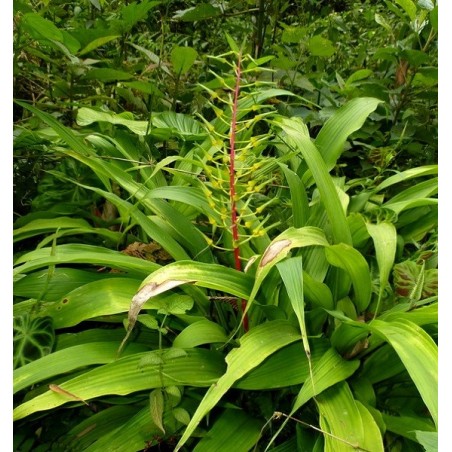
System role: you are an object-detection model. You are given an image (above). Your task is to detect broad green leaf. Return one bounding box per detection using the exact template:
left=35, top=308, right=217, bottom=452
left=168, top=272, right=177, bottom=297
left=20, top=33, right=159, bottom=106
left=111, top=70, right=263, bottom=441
left=365, top=221, right=397, bottom=316
left=279, top=163, right=309, bottom=228
left=324, top=244, right=372, bottom=312
left=314, top=97, right=382, bottom=171
left=369, top=319, right=438, bottom=427
left=307, top=35, right=336, bottom=57
left=265, top=348, right=359, bottom=450
left=171, top=46, right=198, bottom=76
left=415, top=431, right=438, bottom=452
left=303, top=271, right=334, bottom=310
left=382, top=413, right=435, bottom=442
left=430, top=6, right=438, bottom=32
left=77, top=107, right=205, bottom=140
left=64, top=181, right=195, bottom=262
left=383, top=178, right=438, bottom=214
left=173, top=4, right=221, bottom=21
left=14, top=342, right=148, bottom=393
left=317, top=382, right=384, bottom=451
left=281, top=26, right=308, bottom=43
left=13, top=216, right=115, bottom=242
left=277, top=257, right=311, bottom=359
left=84, top=402, right=193, bottom=451
left=78, top=35, right=121, bottom=55
left=22, top=13, right=64, bottom=42
left=173, top=320, right=228, bottom=348
left=345, top=69, right=373, bottom=86
left=193, top=409, right=262, bottom=451
left=273, top=117, right=352, bottom=245
left=175, top=321, right=301, bottom=450
left=116, top=0, right=160, bottom=33
left=120, top=261, right=253, bottom=351
left=375, top=13, right=393, bottom=32
left=31, top=278, right=142, bottom=328
left=13, top=244, right=160, bottom=277
left=13, top=268, right=115, bottom=302
left=57, top=405, right=138, bottom=451
left=84, top=68, right=134, bottom=82
left=396, top=0, right=417, bottom=20
left=374, top=165, right=437, bottom=192
left=236, top=339, right=330, bottom=390
left=150, top=388, right=165, bottom=433
left=240, top=226, right=329, bottom=324
left=13, top=348, right=225, bottom=421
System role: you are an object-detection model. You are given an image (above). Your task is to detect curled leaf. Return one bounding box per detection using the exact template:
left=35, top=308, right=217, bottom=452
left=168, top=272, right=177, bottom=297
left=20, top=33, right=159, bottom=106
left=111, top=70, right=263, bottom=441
left=260, top=239, right=292, bottom=267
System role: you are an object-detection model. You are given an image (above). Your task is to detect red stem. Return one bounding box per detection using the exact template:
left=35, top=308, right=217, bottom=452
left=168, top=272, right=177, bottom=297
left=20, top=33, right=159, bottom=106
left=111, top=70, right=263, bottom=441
left=229, top=53, right=248, bottom=331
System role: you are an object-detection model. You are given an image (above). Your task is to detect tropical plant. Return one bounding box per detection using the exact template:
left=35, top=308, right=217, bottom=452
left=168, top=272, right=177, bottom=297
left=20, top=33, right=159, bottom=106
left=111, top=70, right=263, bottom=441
left=13, top=38, right=437, bottom=451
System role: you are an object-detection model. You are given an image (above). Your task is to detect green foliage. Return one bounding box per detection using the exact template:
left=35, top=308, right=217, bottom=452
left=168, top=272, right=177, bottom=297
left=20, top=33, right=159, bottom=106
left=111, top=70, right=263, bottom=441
left=13, top=1, right=437, bottom=451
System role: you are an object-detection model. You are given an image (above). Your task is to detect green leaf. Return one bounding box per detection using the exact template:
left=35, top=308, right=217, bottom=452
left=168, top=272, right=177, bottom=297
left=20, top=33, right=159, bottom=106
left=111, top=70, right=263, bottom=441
left=173, top=4, right=221, bottom=21
left=374, top=165, right=437, bottom=193
left=429, top=6, right=438, bottom=32
left=14, top=341, right=148, bottom=393
left=13, top=268, right=113, bottom=302
left=13, top=348, right=225, bottom=421
left=171, top=46, right=198, bottom=76
left=84, top=404, right=187, bottom=451
left=79, top=35, right=121, bottom=56
left=315, top=97, right=382, bottom=171
left=277, top=257, right=311, bottom=359
left=193, top=409, right=262, bottom=451
left=396, top=0, right=417, bottom=20
left=175, top=321, right=301, bottom=450
left=22, top=13, right=64, bottom=42
left=150, top=388, right=165, bottom=433
left=265, top=348, right=359, bottom=450
left=173, top=320, right=228, bottom=348
left=307, top=35, right=336, bottom=57
left=120, top=261, right=253, bottom=352
left=239, top=227, right=329, bottom=327
left=415, top=431, right=438, bottom=452
left=324, top=244, right=372, bottom=312
left=369, top=319, right=438, bottom=427
left=273, top=117, right=352, bottom=245
left=366, top=221, right=397, bottom=315
left=281, top=26, right=308, bottom=43
left=317, top=382, right=384, bottom=452
left=84, top=68, right=134, bottom=82
left=382, top=413, right=435, bottom=442
left=60, top=405, right=138, bottom=450
left=345, top=69, right=373, bottom=86
left=236, top=339, right=330, bottom=390
left=279, top=163, right=309, bottom=228
left=13, top=244, right=160, bottom=277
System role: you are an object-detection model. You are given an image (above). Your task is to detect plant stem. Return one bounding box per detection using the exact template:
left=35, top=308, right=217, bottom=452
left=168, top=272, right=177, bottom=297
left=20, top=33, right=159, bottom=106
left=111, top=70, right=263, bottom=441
left=229, top=52, right=248, bottom=331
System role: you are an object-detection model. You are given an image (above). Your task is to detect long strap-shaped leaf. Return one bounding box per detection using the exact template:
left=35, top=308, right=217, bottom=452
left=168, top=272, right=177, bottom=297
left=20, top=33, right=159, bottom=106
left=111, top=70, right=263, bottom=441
left=369, top=318, right=438, bottom=428
left=174, top=320, right=301, bottom=451
left=14, top=341, right=148, bottom=394
left=324, top=244, right=372, bottom=312
left=238, top=226, right=330, bottom=327
left=366, top=220, right=397, bottom=317
left=314, top=97, right=382, bottom=171
left=119, top=260, right=254, bottom=353
left=273, top=117, right=352, bottom=245
left=325, top=312, right=438, bottom=428
left=13, top=348, right=225, bottom=421
left=265, top=348, right=359, bottom=450
left=317, top=381, right=384, bottom=452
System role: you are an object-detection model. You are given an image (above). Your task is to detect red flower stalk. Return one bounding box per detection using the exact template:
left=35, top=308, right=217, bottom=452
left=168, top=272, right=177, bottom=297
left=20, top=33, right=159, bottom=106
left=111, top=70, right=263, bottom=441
left=229, top=52, right=248, bottom=331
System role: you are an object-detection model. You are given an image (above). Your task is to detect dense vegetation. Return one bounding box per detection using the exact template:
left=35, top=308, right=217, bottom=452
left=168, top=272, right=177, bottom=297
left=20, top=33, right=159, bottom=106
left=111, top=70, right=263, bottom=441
left=13, top=0, right=438, bottom=451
